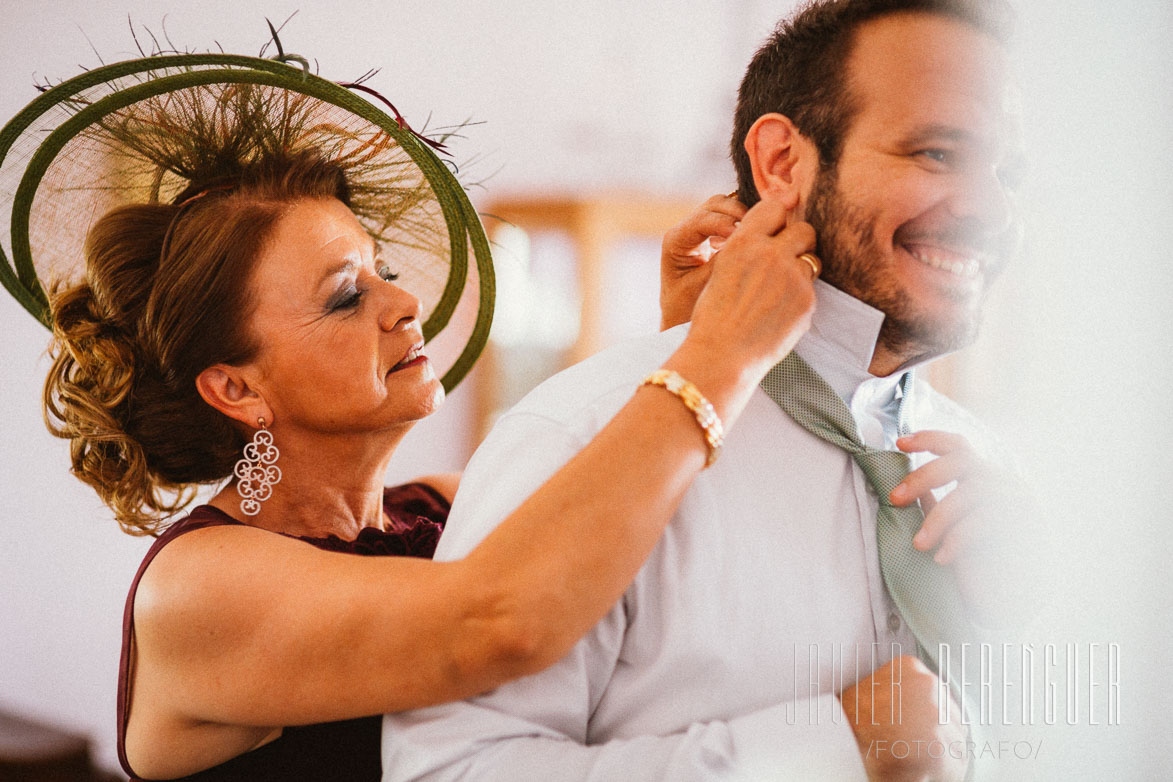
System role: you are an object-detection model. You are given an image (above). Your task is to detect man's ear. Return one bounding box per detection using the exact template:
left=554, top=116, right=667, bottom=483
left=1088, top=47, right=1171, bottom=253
left=743, top=113, right=819, bottom=212
left=195, top=364, right=272, bottom=428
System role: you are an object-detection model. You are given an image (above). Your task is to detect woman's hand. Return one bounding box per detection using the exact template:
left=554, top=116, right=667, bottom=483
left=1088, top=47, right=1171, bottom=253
left=660, top=193, right=747, bottom=331
left=665, top=192, right=818, bottom=427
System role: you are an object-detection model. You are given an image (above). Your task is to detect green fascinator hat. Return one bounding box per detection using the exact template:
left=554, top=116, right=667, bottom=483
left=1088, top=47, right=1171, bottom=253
left=0, top=30, right=494, bottom=391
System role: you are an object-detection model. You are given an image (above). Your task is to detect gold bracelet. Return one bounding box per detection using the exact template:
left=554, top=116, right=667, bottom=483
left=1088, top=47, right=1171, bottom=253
left=641, top=369, right=724, bottom=467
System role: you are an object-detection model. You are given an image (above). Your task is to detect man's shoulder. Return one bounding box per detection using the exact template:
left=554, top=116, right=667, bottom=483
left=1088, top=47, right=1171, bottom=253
left=504, top=325, right=688, bottom=429
left=436, top=327, right=690, bottom=559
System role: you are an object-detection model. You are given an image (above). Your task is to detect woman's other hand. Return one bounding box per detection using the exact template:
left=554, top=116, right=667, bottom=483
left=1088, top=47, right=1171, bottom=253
left=674, top=192, right=818, bottom=415
left=660, top=193, right=747, bottom=331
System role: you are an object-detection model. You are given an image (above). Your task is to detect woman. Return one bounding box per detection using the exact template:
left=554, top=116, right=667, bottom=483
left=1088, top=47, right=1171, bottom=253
left=13, top=48, right=817, bottom=782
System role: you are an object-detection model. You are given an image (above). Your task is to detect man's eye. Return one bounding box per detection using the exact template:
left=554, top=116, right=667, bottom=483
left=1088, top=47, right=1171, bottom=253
left=918, top=149, right=951, bottom=164
left=378, top=265, right=400, bottom=282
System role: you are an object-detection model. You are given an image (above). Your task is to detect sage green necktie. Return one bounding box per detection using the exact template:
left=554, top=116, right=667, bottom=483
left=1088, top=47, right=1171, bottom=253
left=760, top=352, right=973, bottom=671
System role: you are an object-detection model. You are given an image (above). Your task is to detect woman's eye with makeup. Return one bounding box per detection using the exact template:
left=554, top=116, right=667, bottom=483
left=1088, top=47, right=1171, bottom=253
left=329, top=285, right=363, bottom=311
left=377, top=265, right=399, bottom=282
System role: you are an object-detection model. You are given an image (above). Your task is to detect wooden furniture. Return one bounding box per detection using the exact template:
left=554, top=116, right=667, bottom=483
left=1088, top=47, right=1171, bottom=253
left=475, top=193, right=698, bottom=443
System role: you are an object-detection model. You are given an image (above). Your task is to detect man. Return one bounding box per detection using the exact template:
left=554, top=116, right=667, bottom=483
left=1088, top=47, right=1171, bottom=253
left=384, top=0, right=1022, bottom=779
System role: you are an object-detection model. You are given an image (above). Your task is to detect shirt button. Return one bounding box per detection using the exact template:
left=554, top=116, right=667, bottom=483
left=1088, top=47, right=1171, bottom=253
left=887, top=612, right=902, bottom=633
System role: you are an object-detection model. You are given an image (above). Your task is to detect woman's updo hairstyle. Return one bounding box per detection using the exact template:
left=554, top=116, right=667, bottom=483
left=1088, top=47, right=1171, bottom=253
left=44, top=149, right=350, bottom=535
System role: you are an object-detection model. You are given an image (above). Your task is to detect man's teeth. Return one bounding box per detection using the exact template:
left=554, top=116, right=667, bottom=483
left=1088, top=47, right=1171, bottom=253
left=907, top=247, right=980, bottom=279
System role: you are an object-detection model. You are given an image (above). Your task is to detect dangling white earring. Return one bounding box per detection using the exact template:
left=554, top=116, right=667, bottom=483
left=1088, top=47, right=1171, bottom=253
left=234, top=417, right=281, bottom=516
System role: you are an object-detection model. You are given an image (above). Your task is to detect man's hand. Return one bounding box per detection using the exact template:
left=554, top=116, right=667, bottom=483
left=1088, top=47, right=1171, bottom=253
left=890, top=430, right=1035, bottom=625
left=660, top=192, right=747, bottom=330
left=840, top=655, right=967, bottom=782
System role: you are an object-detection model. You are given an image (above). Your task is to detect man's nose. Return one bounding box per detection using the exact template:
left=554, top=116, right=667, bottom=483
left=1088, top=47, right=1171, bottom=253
left=947, top=164, right=1015, bottom=238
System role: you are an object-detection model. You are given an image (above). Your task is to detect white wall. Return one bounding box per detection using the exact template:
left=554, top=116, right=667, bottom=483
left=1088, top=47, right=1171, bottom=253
left=1, top=1, right=1169, bottom=777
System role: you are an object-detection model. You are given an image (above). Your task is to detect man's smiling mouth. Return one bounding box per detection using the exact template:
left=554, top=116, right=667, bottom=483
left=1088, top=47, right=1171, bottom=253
left=903, top=244, right=982, bottom=280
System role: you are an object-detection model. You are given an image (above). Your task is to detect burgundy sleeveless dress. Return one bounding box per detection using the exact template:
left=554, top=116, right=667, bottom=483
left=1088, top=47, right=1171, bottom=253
left=116, top=483, right=449, bottom=782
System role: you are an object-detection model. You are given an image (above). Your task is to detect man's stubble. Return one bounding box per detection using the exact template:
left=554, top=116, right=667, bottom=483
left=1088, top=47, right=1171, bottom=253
left=805, top=165, right=987, bottom=366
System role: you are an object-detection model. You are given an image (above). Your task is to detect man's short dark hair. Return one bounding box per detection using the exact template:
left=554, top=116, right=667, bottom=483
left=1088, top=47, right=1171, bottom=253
left=731, top=0, right=1014, bottom=207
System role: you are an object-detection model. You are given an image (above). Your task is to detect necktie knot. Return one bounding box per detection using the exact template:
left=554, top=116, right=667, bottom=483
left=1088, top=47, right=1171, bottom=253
left=853, top=448, right=912, bottom=505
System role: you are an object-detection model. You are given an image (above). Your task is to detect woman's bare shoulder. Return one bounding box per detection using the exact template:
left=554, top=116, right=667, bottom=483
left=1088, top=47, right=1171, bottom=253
left=411, top=472, right=461, bottom=503
left=132, top=524, right=285, bottom=651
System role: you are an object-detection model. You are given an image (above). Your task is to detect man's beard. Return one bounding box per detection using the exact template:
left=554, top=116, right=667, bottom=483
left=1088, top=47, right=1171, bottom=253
left=805, top=166, right=987, bottom=366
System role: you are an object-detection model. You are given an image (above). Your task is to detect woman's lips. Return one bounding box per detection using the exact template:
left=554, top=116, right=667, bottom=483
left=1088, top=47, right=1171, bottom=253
left=389, top=344, right=427, bottom=373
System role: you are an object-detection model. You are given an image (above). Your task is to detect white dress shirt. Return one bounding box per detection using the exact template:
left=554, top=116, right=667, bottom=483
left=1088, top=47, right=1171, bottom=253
left=383, top=281, right=996, bottom=781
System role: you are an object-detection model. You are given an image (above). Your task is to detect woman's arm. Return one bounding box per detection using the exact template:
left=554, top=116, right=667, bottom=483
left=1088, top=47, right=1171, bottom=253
left=127, top=193, right=815, bottom=776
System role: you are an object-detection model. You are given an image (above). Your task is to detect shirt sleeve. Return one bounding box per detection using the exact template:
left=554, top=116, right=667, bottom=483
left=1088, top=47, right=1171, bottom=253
left=382, top=406, right=869, bottom=781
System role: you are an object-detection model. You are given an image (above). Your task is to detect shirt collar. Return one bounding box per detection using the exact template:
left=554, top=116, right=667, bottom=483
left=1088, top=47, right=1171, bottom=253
left=795, top=280, right=923, bottom=406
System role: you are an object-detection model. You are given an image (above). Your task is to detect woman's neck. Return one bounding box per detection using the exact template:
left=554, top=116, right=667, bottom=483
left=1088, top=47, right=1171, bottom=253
left=209, top=427, right=405, bottom=540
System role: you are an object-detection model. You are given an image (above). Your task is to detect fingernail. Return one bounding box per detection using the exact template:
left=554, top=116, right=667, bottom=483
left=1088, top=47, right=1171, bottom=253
left=890, top=484, right=905, bottom=501
left=914, top=532, right=927, bottom=549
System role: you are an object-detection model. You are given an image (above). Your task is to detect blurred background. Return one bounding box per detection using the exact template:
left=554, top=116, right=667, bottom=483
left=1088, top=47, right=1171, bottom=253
left=1, top=0, right=1169, bottom=777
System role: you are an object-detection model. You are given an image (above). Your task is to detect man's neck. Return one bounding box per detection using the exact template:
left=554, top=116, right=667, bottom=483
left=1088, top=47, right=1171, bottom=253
left=867, top=344, right=912, bottom=378
left=867, top=332, right=937, bottom=378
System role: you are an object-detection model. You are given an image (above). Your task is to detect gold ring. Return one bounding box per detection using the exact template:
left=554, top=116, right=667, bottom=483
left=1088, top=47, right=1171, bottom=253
left=798, top=252, right=822, bottom=279
left=725, top=190, right=739, bottom=198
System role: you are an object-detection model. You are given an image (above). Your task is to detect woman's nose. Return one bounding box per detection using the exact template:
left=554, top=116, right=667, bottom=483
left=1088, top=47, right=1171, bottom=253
left=377, top=281, right=422, bottom=333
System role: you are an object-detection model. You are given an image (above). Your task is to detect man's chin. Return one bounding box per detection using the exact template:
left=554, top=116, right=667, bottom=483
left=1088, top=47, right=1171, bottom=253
left=881, top=312, right=982, bottom=363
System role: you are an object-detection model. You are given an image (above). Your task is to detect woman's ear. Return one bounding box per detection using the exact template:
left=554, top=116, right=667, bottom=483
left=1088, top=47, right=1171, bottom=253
left=195, top=364, right=272, bottom=428
left=743, top=113, right=819, bottom=212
